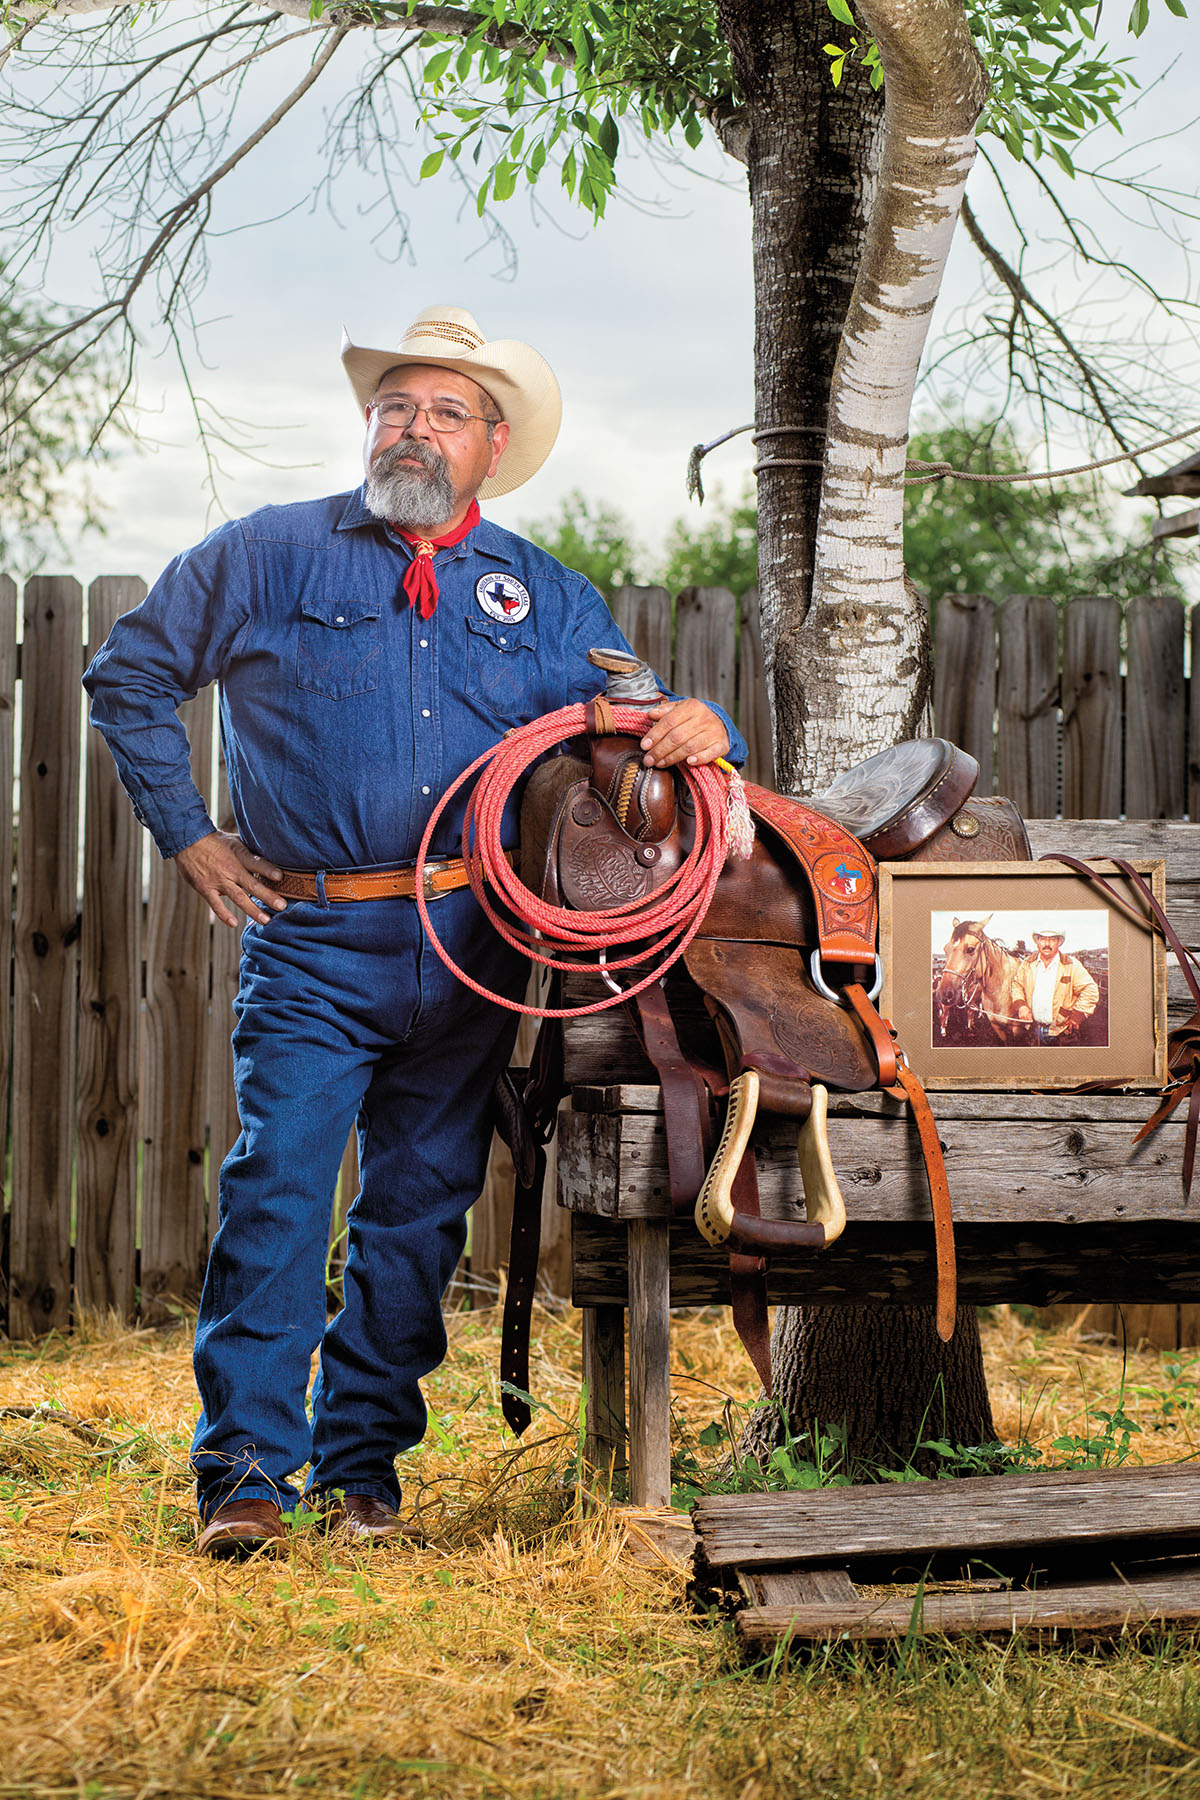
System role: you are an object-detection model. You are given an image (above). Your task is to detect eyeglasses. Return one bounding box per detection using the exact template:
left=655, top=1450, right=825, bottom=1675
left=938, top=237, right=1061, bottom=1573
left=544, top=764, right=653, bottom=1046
left=366, top=399, right=496, bottom=435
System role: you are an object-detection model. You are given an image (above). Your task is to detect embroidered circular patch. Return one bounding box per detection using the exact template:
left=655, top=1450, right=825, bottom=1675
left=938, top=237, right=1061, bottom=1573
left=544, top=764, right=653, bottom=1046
left=475, top=572, right=531, bottom=622
left=811, top=847, right=868, bottom=901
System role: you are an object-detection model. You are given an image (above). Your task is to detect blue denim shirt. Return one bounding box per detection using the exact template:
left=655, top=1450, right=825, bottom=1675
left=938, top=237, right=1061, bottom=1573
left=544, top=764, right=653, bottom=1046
left=84, top=486, right=746, bottom=869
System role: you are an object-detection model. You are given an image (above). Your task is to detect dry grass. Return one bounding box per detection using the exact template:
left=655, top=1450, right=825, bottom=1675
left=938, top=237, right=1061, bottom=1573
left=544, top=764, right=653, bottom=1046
left=1, top=1303, right=1198, bottom=1799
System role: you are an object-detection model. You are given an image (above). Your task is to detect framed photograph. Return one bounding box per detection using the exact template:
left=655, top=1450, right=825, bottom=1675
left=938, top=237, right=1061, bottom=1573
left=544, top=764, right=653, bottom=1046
left=879, top=860, right=1167, bottom=1089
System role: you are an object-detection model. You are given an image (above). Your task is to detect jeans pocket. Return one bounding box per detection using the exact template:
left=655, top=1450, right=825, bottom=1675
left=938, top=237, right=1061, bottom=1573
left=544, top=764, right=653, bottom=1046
left=297, top=598, right=381, bottom=698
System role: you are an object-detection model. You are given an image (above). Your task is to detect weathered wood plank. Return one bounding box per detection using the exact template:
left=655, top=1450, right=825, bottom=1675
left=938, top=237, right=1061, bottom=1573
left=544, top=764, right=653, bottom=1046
left=571, top=1218, right=1200, bottom=1310
left=10, top=577, right=83, bottom=1338
left=997, top=596, right=1059, bottom=817
left=76, top=577, right=145, bottom=1319
left=1126, top=593, right=1185, bottom=819
left=672, top=587, right=737, bottom=720
left=694, top=1465, right=1200, bottom=1568
left=558, top=1106, right=1193, bottom=1225
left=735, top=1570, right=1200, bottom=1648
left=571, top=1084, right=1182, bottom=1125
left=609, top=585, right=672, bottom=682
left=1190, top=606, right=1200, bottom=825
left=206, top=747, right=241, bottom=1250
left=0, top=576, right=16, bottom=1329
left=737, top=588, right=773, bottom=788
left=932, top=594, right=995, bottom=789
left=581, top=1303, right=627, bottom=1481
left=749, top=1568, right=860, bottom=1607
left=627, top=1219, right=672, bottom=1508
left=1061, top=596, right=1122, bottom=819
left=140, top=691, right=214, bottom=1318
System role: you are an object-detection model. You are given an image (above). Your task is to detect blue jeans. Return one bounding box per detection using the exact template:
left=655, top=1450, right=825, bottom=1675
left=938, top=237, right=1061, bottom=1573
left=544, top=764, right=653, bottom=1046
left=191, top=887, right=525, bottom=1518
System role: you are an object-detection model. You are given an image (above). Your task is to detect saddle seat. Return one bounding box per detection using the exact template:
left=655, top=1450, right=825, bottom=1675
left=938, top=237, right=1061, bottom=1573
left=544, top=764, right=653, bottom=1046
left=802, top=737, right=978, bottom=858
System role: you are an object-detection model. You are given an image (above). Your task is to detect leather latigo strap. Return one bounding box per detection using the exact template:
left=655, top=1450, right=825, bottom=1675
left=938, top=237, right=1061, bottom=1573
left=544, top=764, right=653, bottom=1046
left=631, top=984, right=718, bottom=1212
left=844, top=982, right=957, bottom=1342
left=742, top=783, right=878, bottom=964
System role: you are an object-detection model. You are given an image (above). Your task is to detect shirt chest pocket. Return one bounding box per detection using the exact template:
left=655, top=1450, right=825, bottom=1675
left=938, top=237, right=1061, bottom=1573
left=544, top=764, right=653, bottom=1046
left=465, top=614, right=540, bottom=719
left=297, top=598, right=382, bottom=699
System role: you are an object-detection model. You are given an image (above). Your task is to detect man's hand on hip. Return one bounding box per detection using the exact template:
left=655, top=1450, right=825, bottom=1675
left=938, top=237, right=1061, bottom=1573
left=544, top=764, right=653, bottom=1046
left=172, top=831, right=286, bottom=928
left=639, top=698, right=730, bottom=769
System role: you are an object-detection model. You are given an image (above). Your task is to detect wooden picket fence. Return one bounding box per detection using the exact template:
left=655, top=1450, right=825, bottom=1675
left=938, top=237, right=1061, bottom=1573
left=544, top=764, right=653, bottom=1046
left=0, top=575, right=1194, bottom=1346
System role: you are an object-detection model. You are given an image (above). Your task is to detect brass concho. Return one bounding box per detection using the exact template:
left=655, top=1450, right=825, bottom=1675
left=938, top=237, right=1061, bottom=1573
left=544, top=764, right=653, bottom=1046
left=950, top=810, right=982, bottom=839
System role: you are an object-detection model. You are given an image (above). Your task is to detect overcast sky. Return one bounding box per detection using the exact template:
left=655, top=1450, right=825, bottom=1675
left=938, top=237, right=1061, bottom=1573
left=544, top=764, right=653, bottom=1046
left=20, top=7, right=1200, bottom=587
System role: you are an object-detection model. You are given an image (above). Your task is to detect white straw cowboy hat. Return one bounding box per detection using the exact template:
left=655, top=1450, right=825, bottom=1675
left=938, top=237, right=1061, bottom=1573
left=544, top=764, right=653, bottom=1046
left=1032, top=925, right=1067, bottom=939
left=341, top=305, right=562, bottom=500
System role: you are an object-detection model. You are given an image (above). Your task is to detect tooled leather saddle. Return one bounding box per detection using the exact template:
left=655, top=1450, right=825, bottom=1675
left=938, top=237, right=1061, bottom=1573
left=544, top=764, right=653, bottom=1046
left=496, top=651, right=1030, bottom=1433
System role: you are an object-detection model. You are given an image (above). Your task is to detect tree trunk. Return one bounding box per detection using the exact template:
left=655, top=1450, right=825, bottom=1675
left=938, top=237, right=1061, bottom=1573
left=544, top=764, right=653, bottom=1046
left=720, top=0, right=997, bottom=1473
left=716, top=0, right=884, bottom=786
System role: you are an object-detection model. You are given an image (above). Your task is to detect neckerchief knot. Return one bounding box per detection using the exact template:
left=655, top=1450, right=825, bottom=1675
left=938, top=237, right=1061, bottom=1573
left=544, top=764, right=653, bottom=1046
left=392, top=498, right=481, bottom=620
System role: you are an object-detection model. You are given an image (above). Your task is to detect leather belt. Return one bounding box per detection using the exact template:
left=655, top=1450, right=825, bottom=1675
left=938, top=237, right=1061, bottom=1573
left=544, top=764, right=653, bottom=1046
left=276, top=851, right=515, bottom=905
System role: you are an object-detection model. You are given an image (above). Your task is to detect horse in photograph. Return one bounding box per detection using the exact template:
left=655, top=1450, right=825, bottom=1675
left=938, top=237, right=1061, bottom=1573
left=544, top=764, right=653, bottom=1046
left=935, top=917, right=1033, bottom=1046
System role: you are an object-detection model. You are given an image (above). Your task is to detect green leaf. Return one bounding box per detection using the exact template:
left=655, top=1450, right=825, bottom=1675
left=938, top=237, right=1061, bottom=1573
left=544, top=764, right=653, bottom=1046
left=422, top=47, right=452, bottom=84
left=827, top=0, right=856, bottom=23
left=1049, top=139, right=1076, bottom=175
left=682, top=111, right=703, bottom=149
left=419, top=148, right=445, bottom=179
left=596, top=108, right=619, bottom=160
left=1127, top=0, right=1150, bottom=31
left=824, top=44, right=846, bottom=86
left=492, top=158, right=518, bottom=202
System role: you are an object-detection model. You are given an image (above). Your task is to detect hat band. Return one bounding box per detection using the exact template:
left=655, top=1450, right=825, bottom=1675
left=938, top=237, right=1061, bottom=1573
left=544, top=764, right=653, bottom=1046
left=402, top=321, right=486, bottom=354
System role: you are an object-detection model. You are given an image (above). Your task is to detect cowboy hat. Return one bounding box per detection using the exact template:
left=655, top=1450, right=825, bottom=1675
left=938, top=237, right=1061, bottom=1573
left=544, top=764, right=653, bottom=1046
left=1031, top=925, right=1066, bottom=940
left=341, top=305, right=562, bottom=500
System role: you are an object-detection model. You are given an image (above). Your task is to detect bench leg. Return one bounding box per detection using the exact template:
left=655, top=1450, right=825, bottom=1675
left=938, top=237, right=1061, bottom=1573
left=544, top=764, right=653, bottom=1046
left=627, top=1218, right=672, bottom=1508
left=582, top=1304, right=627, bottom=1489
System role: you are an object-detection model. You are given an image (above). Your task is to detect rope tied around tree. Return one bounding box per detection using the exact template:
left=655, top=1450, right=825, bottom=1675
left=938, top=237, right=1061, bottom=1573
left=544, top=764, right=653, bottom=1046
left=687, top=419, right=1200, bottom=500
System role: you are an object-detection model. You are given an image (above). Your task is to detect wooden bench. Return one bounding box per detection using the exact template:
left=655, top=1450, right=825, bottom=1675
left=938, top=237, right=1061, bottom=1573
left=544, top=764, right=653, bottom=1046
left=556, top=820, right=1200, bottom=1506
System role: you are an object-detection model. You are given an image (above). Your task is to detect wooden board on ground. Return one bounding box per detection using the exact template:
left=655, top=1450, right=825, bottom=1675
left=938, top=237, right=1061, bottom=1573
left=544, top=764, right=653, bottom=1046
left=691, top=1465, right=1200, bottom=1652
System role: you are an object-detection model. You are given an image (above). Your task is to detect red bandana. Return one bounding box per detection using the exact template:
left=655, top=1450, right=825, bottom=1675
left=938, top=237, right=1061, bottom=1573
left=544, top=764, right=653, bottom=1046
left=392, top=499, right=481, bottom=620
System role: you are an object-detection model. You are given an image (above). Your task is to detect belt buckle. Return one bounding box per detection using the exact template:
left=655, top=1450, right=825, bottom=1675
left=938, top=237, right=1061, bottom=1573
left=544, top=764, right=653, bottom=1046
left=410, top=862, right=453, bottom=904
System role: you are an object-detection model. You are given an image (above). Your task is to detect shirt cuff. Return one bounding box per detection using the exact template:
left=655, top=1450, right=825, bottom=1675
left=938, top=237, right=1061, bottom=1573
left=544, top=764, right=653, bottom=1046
left=129, top=782, right=218, bottom=860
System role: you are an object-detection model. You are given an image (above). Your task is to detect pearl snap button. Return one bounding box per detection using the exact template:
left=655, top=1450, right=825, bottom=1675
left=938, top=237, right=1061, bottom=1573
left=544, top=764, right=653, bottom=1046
left=422, top=708, right=431, bottom=718
left=421, top=785, right=431, bottom=795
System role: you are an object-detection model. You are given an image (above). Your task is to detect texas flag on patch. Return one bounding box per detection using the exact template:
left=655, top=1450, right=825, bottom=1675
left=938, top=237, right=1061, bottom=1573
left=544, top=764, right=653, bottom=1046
left=831, top=861, right=863, bottom=897
left=475, top=572, right=531, bottom=623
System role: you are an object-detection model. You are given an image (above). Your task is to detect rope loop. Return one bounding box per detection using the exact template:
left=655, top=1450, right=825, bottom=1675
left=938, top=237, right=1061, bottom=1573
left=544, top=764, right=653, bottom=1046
left=415, top=704, right=737, bottom=1019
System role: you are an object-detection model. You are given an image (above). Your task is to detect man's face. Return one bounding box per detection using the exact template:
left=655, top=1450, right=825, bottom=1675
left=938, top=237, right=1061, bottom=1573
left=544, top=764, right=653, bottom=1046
left=1033, top=934, right=1063, bottom=963
left=362, top=364, right=510, bottom=529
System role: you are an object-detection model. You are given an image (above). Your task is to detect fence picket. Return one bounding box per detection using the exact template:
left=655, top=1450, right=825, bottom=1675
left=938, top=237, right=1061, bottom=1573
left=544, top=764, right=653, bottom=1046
left=140, top=692, right=214, bottom=1317
left=672, top=586, right=737, bottom=718
left=1126, top=593, right=1185, bottom=818
left=0, top=579, right=15, bottom=1329
left=610, top=585, right=672, bottom=679
left=932, top=594, right=995, bottom=788
left=1061, top=596, right=1122, bottom=819
left=76, top=578, right=145, bottom=1318
left=997, top=595, right=1059, bottom=817
left=10, top=577, right=83, bottom=1338
left=737, top=588, right=773, bottom=786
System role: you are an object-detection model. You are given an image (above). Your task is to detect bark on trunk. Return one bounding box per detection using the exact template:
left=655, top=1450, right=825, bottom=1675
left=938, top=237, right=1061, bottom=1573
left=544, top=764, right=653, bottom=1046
left=718, top=0, right=995, bottom=1473
left=716, top=0, right=884, bottom=785
left=787, top=0, right=988, bottom=795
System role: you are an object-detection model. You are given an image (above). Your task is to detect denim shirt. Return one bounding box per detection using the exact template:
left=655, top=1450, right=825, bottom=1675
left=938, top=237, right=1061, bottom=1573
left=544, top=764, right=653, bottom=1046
left=83, top=486, right=746, bottom=870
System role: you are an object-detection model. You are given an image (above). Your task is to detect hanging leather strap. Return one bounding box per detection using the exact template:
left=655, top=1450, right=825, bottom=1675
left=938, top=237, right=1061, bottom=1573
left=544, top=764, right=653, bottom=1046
left=630, top=984, right=718, bottom=1213
left=1040, top=853, right=1200, bottom=1197
left=843, top=981, right=957, bottom=1342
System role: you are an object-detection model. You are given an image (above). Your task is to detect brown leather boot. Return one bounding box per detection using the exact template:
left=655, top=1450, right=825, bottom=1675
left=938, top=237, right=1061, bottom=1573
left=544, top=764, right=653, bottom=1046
left=197, top=1496, right=285, bottom=1559
left=307, top=1490, right=424, bottom=1545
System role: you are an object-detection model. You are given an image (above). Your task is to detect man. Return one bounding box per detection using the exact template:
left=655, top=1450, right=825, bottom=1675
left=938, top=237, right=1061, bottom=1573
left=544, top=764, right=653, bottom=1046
left=85, top=306, right=744, bottom=1558
left=1011, top=925, right=1100, bottom=1043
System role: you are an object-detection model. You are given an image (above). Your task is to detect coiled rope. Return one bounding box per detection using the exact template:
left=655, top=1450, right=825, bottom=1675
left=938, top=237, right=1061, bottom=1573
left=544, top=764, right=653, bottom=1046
left=414, top=702, right=742, bottom=1019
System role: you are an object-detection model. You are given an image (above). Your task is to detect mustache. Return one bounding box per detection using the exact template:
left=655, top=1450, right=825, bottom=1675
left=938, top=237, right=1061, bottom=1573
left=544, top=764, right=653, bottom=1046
left=372, top=439, right=447, bottom=480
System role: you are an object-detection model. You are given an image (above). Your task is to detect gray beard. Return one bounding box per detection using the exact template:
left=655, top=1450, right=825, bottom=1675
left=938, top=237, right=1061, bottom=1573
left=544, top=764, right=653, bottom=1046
left=364, top=442, right=456, bottom=529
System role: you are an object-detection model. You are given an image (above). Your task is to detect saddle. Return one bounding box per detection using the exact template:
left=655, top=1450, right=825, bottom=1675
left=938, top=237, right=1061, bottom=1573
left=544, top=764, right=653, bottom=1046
left=497, top=653, right=1030, bottom=1430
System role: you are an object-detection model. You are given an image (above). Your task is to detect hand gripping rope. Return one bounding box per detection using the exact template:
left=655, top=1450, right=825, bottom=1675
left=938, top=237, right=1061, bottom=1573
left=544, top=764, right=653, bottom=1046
left=413, top=702, right=751, bottom=1019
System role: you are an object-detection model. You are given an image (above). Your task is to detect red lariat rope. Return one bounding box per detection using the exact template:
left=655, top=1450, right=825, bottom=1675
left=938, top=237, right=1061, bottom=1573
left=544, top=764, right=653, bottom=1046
left=415, top=703, right=738, bottom=1019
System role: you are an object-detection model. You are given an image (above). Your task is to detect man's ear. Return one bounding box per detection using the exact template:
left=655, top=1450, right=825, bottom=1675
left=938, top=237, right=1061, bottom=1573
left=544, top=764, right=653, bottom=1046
left=486, top=420, right=511, bottom=480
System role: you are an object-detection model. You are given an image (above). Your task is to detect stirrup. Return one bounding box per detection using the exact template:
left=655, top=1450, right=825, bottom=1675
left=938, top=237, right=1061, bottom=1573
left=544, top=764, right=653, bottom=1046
left=695, top=1069, right=760, bottom=1246
left=796, top=1084, right=847, bottom=1245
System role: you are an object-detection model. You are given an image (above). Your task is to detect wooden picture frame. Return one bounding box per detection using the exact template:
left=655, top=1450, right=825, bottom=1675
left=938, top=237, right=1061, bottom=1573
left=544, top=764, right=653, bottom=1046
left=879, top=860, right=1167, bottom=1090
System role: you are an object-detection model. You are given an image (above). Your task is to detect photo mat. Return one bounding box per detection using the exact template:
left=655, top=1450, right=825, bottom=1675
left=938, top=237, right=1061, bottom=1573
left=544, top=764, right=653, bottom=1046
left=880, top=861, right=1166, bottom=1089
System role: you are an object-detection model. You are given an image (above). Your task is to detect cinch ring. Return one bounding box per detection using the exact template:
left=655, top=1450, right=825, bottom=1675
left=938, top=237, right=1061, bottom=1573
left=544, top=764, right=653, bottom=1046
left=810, top=950, right=882, bottom=1006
